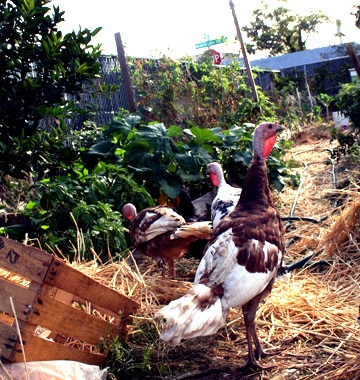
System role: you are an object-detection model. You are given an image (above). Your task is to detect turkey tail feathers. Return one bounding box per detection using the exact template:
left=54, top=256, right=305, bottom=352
left=154, top=284, right=225, bottom=347
left=170, top=221, right=212, bottom=240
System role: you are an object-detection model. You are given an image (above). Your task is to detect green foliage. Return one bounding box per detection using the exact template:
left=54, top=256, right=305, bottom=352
left=86, top=114, right=291, bottom=199
left=17, top=121, right=154, bottom=260
left=317, top=93, right=334, bottom=119
left=26, top=160, right=153, bottom=260
left=270, top=73, right=307, bottom=129
left=129, top=55, right=276, bottom=129
left=336, top=82, right=360, bottom=131
left=242, top=3, right=329, bottom=56
left=0, top=0, right=102, bottom=178
left=1, top=109, right=291, bottom=260
left=309, top=60, right=351, bottom=97
left=331, top=81, right=360, bottom=163
left=330, top=128, right=357, bottom=161
left=106, top=335, right=160, bottom=380
left=271, top=67, right=344, bottom=129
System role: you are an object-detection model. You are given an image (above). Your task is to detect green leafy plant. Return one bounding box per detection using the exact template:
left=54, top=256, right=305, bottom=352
left=25, top=159, right=153, bottom=260
left=0, top=0, right=103, bottom=179
left=86, top=113, right=291, bottom=199
left=128, top=55, right=276, bottom=129
left=317, top=93, right=334, bottom=119
left=106, top=323, right=164, bottom=380
left=336, top=82, right=360, bottom=131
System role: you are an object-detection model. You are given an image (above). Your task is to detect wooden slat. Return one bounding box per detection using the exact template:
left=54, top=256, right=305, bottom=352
left=43, top=257, right=139, bottom=317
left=0, top=312, right=14, bottom=325
left=72, top=294, right=119, bottom=320
left=10, top=331, right=107, bottom=366
left=0, top=320, right=18, bottom=360
left=0, top=236, right=53, bottom=282
left=27, top=293, right=119, bottom=345
left=0, top=278, right=37, bottom=322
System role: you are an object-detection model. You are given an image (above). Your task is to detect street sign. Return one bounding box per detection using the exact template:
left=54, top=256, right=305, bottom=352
left=209, top=49, right=222, bottom=65
left=195, top=36, right=227, bottom=49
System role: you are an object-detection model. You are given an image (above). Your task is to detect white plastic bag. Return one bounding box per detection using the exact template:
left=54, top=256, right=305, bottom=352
left=2, top=360, right=108, bottom=380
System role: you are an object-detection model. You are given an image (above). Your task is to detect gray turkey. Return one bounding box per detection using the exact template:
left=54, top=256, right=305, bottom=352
left=207, top=161, right=242, bottom=229
left=122, top=203, right=212, bottom=277
left=155, top=122, right=285, bottom=369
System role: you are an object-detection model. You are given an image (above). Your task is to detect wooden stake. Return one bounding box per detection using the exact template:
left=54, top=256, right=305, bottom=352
left=115, top=32, right=137, bottom=113
left=9, top=297, right=29, bottom=380
left=228, top=0, right=259, bottom=103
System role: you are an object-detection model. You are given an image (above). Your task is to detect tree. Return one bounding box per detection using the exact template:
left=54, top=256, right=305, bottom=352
left=353, top=5, right=360, bottom=29
left=242, top=2, right=329, bottom=57
left=0, top=0, right=102, bottom=178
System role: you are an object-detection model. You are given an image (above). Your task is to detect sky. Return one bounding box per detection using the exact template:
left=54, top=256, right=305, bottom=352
left=52, top=0, right=360, bottom=59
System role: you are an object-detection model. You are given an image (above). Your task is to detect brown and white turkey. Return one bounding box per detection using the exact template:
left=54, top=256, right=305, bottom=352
left=122, top=203, right=212, bottom=277
left=155, top=122, right=285, bottom=369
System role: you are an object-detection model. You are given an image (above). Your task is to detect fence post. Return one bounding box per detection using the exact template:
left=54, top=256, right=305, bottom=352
left=114, top=32, right=137, bottom=113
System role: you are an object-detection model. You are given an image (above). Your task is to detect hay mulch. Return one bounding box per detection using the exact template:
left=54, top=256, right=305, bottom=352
left=4, top=125, right=356, bottom=379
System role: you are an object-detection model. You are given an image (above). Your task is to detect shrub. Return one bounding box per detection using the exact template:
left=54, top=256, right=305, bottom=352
left=335, top=82, right=360, bottom=132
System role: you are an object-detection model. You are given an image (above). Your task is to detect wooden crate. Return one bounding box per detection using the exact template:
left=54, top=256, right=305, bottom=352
left=0, top=235, right=140, bottom=366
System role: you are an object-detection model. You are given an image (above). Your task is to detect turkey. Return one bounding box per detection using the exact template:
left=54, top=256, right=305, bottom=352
left=207, top=162, right=242, bottom=229
left=155, top=122, right=285, bottom=370
left=122, top=203, right=212, bottom=277
left=175, top=186, right=212, bottom=222
left=173, top=186, right=214, bottom=261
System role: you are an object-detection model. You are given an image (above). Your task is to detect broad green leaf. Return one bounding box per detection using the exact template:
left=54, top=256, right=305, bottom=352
left=88, top=141, right=113, bottom=155
left=189, top=126, right=220, bottom=146
left=159, top=179, right=182, bottom=199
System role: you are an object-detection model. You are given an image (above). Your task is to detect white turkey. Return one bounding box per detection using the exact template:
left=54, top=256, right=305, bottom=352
left=207, top=161, right=242, bottom=229
left=122, top=203, right=212, bottom=277
left=155, top=122, right=285, bottom=369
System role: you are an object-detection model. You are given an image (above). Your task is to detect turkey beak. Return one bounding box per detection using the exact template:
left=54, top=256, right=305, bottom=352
left=276, top=124, right=285, bottom=132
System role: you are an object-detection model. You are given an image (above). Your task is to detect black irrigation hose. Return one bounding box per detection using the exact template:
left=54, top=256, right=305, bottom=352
left=285, top=236, right=300, bottom=248
left=282, top=251, right=316, bottom=273
left=282, top=215, right=328, bottom=224
left=281, top=248, right=327, bottom=274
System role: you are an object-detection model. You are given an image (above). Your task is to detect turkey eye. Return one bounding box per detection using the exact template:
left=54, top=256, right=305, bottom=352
left=268, top=124, right=273, bottom=129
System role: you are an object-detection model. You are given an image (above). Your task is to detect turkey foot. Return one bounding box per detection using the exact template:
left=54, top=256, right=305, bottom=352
left=240, top=356, right=276, bottom=371
left=254, top=346, right=281, bottom=360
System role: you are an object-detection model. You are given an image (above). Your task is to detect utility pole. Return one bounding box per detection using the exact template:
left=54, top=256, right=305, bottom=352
left=228, top=0, right=259, bottom=102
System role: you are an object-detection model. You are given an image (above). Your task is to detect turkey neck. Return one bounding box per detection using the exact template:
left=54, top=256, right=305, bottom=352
left=236, top=156, right=274, bottom=210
